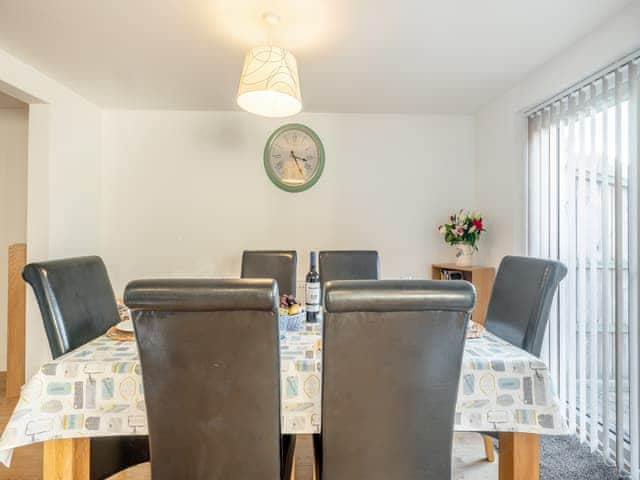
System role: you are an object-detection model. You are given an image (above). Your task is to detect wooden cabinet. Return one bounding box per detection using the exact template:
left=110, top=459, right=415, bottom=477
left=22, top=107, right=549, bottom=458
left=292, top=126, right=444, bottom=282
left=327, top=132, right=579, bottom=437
left=431, top=263, right=495, bottom=325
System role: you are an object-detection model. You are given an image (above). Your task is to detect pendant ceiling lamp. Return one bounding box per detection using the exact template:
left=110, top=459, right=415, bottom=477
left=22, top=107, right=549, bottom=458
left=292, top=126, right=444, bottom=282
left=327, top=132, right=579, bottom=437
left=236, top=13, right=302, bottom=118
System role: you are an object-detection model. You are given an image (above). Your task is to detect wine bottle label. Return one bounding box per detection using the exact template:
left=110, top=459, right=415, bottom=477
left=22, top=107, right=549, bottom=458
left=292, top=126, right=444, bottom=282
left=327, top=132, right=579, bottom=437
left=305, top=283, right=321, bottom=312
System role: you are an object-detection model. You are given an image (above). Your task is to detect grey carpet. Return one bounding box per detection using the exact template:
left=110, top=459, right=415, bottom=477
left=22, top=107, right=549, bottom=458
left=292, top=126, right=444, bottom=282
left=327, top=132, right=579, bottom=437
left=541, top=436, right=628, bottom=480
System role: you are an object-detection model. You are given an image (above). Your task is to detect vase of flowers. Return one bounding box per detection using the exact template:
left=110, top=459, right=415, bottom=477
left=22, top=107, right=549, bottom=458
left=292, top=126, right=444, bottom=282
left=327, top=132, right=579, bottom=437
left=438, top=210, right=486, bottom=266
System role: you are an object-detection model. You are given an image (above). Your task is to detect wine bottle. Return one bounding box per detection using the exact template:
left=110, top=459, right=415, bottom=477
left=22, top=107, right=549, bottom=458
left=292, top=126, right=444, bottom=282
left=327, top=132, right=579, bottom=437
left=305, top=251, right=321, bottom=323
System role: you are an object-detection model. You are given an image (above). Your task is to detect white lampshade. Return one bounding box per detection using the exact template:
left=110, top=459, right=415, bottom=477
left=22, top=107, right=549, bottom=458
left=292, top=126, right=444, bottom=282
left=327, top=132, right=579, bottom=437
left=237, top=46, right=302, bottom=118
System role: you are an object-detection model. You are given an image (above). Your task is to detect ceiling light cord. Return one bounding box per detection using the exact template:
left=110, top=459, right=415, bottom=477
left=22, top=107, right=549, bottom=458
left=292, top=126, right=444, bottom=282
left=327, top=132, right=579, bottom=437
left=262, top=11, right=280, bottom=47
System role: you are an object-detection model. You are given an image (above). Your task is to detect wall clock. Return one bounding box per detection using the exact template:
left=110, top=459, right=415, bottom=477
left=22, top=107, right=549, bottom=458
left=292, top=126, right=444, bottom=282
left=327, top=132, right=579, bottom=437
left=264, top=123, right=325, bottom=192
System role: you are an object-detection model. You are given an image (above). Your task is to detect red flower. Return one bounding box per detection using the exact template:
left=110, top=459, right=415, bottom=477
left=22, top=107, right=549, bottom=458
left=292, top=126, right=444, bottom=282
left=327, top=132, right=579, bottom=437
left=472, top=218, right=483, bottom=231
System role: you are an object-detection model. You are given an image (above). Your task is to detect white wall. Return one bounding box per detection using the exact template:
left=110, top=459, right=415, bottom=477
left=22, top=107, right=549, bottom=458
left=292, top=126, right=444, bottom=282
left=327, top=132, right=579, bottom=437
left=0, top=107, right=28, bottom=371
left=0, top=47, right=102, bottom=376
left=101, top=111, right=475, bottom=295
left=474, top=2, right=640, bottom=266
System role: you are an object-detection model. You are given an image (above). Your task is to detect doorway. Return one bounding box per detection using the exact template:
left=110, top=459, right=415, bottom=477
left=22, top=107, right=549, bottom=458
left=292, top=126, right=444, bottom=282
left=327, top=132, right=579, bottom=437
left=0, top=89, right=28, bottom=399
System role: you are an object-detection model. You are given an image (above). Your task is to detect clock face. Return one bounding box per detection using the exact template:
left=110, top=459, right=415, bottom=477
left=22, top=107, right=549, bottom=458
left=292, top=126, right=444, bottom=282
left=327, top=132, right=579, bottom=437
left=264, top=124, right=325, bottom=192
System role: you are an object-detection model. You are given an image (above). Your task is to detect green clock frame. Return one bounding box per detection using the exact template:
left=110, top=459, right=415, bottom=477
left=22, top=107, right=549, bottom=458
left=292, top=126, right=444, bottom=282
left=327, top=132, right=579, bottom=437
left=263, top=123, right=325, bottom=193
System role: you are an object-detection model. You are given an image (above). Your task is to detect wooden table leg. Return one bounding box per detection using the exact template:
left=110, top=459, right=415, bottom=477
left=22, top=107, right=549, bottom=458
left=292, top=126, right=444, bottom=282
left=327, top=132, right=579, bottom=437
left=43, top=438, right=90, bottom=480
left=498, top=432, right=540, bottom=480
left=482, top=434, right=496, bottom=462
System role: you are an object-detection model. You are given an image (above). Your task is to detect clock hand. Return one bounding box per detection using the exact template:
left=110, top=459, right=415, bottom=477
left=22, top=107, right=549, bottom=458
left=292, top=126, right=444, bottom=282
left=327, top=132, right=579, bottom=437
left=290, top=151, right=308, bottom=162
left=290, top=151, right=305, bottom=177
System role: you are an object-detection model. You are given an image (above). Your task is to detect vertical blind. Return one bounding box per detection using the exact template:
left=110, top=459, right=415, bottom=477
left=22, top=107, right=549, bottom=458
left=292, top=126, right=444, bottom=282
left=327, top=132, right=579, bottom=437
left=528, top=52, right=640, bottom=477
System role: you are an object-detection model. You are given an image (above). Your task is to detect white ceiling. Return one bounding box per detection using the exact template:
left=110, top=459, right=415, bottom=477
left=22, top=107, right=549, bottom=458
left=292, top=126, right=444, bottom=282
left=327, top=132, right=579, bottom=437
left=0, top=0, right=631, bottom=113
left=0, top=90, right=26, bottom=108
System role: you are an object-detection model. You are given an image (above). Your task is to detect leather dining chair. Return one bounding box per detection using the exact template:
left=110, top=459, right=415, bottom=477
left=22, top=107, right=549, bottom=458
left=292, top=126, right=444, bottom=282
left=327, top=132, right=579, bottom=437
left=22, top=256, right=150, bottom=480
left=317, top=279, right=475, bottom=480
left=480, top=255, right=567, bottom=462
left=241, top=250, right=297, bottom=296
left=318, top=250, right=380, bottom=286
left=125, top=278, right=296, bottom=480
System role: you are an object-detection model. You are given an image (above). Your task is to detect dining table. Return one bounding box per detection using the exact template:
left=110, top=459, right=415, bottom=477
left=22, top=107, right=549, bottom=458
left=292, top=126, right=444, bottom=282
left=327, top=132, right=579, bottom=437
left=0, top=313, right=567, bottom=480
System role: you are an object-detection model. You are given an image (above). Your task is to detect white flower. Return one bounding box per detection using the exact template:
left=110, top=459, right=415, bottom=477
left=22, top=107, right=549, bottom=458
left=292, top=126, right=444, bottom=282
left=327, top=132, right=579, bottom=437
left=469, top=225, right=477, bottom=233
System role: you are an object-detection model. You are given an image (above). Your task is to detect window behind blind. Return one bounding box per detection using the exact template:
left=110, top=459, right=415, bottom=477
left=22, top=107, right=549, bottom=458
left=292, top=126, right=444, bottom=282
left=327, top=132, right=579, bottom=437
left=527, top=52, right=640, bottom=477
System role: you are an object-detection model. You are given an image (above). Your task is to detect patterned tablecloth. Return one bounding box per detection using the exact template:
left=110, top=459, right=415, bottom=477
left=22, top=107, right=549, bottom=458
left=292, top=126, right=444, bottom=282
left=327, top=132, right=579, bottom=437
left=0, top=321, right=567, bottom=467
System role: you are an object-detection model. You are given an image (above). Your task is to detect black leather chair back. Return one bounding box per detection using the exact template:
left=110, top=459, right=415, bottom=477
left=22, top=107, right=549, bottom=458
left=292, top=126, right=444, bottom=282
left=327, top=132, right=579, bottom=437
left=318, top=250, right=379, bottom=286
left=321, top=280, right=475, bottom=480
left=241, top=250, right=297, bottom=296
left=125, top=279, right=282, bottom=480
left=23, top=256, right=121, bottom=358
left=484, top=255, right=567, bottom=357
left=23, top=256, right=151, bottom=479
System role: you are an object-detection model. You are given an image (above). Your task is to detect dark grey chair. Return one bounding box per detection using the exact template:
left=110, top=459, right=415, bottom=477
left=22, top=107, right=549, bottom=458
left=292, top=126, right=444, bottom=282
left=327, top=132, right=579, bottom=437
left=318, top=250, right=379, bottom=286
left=22, top=256, right=149, bottom=480
left=241, top=250, right=297, bottom=296
left=481, top=255, right=567, bottom=461
left=484, top=255, right=568, bottom=356
left=125, top=278, right=295, bottom=480
left=317, top=279, right=475, bottom=480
